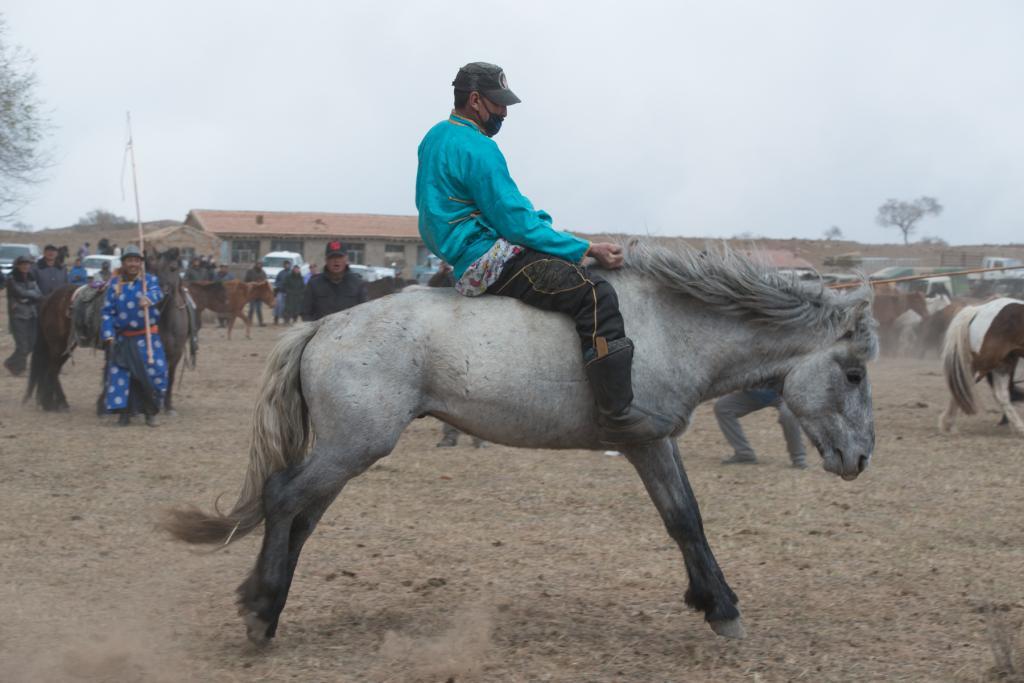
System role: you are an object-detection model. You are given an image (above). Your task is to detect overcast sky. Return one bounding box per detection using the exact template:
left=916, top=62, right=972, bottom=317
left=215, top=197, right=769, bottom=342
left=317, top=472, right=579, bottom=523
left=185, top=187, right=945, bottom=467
left=4, top=0, right=1022, bottom=244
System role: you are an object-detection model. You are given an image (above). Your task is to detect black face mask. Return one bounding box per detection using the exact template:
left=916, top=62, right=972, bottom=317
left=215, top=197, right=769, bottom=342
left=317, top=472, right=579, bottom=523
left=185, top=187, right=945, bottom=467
left=482, top=113, right=504, bottom=137
left=477, top=99, right=505, bottom=137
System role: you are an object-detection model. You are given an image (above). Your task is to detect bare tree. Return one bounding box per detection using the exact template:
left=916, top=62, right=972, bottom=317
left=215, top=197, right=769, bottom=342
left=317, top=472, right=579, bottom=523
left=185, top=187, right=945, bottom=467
left=76, top=208, right=131, bottom=230
left=876, top=196, right=943, bottom=245
left=823, top=225, right=843, bottom=241
left=0, top=15, right=49, bottom=219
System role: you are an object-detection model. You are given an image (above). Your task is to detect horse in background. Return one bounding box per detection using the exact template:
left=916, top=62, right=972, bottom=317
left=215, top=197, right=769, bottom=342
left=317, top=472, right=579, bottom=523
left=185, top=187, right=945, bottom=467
left=142, top=248, right=193, bottom=415
left=940, top=297, right=1024, bottom=435
left=189, top=280, right=275, bottom=339
left=25, top=248, right=196, bottom=413
left=23, top=285, right=79, bottom=411
left=872, top=290, right=928, bottom=355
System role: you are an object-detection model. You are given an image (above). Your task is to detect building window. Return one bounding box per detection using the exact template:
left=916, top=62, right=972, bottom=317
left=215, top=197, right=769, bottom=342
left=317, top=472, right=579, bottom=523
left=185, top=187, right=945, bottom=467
left=231, top=240, right=260, bottom=264
left=346, top=242, right=365, bottom=265
left=271, top=239, right=304, bottom=255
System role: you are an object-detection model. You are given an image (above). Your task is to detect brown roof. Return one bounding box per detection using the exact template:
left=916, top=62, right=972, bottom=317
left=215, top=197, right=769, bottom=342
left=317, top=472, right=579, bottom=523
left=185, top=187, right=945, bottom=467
left=187, top=209, right=420, bottom=240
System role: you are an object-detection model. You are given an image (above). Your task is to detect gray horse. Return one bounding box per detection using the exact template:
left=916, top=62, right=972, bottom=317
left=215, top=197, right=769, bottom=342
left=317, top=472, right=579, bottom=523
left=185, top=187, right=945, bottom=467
left=166, top=242, right=877, bottom=645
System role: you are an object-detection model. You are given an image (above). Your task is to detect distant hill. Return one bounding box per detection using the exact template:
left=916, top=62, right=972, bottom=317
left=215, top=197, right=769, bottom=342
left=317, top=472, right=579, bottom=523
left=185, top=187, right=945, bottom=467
left=0, top=220, right=178, bottom=251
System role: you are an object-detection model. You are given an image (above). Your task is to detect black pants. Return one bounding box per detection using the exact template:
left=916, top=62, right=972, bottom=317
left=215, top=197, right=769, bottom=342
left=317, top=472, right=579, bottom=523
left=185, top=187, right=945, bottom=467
left=487, top=248, right=625, bottom=358
left=4, top=317, right=38, bottom=375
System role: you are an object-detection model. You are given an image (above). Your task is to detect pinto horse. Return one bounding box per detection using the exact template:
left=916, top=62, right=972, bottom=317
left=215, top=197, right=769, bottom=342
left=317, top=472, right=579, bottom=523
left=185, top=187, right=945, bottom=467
left=940, top=297, right=1024, bottom=434
left=165, top=243, right=878, bottom=645
left=189, top=280, right=275, bottom=339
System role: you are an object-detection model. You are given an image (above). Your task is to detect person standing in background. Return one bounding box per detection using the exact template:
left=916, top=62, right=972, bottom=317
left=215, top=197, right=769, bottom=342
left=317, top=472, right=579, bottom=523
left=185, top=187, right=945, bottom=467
left=715, top=388, right=807, bottom=469
left=4, top=255, right=42, bottom=376
left=32, top=244, right=68, bottom=296
left=244, top=260, right=267, bottom=327
left=69, top=257, right=89, bottom=285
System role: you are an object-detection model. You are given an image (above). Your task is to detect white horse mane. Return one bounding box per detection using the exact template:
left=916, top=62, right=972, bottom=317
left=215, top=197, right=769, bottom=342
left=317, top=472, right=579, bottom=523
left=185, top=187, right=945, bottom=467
left=624, top=240, right=874, bottom=339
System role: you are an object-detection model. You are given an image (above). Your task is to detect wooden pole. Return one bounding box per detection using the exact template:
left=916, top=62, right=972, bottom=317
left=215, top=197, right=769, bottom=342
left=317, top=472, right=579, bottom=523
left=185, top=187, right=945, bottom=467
left=126, top=112, right=154, bottom=364
left=828, top=264, right=1024, bottom=290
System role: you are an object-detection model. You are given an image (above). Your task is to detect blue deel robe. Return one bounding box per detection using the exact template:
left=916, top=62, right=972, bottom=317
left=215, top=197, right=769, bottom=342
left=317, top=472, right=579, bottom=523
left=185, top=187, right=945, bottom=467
left=100, top=273, right=168, bottom=411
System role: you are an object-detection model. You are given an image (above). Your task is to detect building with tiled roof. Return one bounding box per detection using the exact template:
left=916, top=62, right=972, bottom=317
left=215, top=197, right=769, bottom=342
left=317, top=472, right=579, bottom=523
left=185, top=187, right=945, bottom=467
left=185, top=209, right=425, bottom=273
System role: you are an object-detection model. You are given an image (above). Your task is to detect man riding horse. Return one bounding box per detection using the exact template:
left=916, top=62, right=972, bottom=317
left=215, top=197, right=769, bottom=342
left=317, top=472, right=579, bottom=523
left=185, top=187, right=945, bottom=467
left=416, top=62, right=671, bottom=446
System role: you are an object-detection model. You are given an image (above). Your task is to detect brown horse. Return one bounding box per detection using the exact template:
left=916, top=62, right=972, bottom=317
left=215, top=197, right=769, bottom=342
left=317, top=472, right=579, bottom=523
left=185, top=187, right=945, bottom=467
left=25, top=249, right=196, bottom=413
left=871, top=290, right=928, bottom=355
left=189, top=280, right=275, bottom=339
left=24, top=285, right=79, bottom=411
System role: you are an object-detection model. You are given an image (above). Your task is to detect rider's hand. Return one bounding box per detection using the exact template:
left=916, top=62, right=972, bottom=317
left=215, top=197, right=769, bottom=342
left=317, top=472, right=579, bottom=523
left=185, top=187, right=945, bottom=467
left=586, top=242, right=625, bottom=269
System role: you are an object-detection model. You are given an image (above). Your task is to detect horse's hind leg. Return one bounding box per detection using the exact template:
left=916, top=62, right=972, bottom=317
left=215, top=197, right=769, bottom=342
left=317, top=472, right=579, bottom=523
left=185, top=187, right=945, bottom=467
left=939, top=396, right=959, bottom=433
left=623, top=438, right=743, bottom=638
left=236, top=441, right=387, bottom=644
left=990, top=368, right=1024, bottom=435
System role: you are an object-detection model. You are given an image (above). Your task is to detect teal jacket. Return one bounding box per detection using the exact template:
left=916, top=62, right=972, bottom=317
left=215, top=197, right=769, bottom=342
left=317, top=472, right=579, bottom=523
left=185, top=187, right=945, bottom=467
left=416, top=112, right=591, bottom=279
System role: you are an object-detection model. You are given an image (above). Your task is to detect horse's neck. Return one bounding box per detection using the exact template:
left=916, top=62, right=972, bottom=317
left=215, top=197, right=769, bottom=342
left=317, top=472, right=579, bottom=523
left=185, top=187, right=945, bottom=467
left=630, top=283, right=830, bottom=408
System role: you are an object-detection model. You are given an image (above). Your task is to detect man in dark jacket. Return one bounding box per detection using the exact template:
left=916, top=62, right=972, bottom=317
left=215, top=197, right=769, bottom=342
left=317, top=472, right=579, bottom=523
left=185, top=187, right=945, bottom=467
left=5, top=255, right=43, bottom=375
left=244, top=260, right=267, bottom=326
left=32, top=244, right=68, bottom=296
left=301, top=241, right=368, bottom=321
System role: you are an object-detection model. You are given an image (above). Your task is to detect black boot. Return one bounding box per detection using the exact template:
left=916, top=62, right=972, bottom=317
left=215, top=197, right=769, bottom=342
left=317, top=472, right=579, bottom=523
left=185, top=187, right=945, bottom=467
left=585, top=338, right=673, bottom=447
left=117, top=412, right=131, bottom=427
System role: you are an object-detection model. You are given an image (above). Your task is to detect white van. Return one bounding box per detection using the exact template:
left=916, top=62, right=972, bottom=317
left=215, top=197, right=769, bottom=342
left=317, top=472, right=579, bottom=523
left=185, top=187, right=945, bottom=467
left=262, top=251, right=310, bottom=280
left=0, top=243, right=41, bottom=276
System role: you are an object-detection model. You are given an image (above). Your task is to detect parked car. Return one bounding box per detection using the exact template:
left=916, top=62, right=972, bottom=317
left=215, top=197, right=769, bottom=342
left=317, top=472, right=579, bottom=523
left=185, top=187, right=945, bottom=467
left=348, top=264, right=398, bottom=283
left=82, top=254, right=121, bottom=278
left=0, top=243, right=41, bottom=276
left=262, top=251, right=309, bottom=280
left=415, top=255, right=444, bottom=284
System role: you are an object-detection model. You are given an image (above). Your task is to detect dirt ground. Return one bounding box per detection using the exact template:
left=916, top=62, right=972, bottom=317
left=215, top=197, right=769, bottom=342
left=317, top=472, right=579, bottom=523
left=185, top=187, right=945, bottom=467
left=1, top=318, right=1022, bottom=683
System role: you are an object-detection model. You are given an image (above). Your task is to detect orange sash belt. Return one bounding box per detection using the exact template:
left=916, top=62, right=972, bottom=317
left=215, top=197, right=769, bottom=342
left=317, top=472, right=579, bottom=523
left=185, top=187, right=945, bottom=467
left=121, top=325, right=158, bottom=337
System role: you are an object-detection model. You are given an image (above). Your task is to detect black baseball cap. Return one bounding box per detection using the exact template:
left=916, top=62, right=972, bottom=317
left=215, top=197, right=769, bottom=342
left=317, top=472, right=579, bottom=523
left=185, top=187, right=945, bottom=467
left=325, top=240, right=347, bottom=258
left=452, top=62, right=521, bottom=106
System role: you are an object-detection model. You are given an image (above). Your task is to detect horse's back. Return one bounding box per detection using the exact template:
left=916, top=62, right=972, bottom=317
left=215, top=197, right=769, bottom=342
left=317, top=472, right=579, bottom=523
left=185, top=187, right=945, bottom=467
left=968, top=297, right=1024, bottom=354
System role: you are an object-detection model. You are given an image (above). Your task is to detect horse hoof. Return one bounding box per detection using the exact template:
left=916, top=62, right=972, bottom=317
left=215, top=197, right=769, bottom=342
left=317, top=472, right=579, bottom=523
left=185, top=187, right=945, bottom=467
left=709, top=616, right=746, bottom=639
left=242, top=612, right=271, bottom=646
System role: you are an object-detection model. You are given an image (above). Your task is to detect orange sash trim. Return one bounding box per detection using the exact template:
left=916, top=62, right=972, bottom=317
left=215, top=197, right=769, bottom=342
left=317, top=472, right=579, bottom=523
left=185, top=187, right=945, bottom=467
left=121, top=325, right=158, bottom=337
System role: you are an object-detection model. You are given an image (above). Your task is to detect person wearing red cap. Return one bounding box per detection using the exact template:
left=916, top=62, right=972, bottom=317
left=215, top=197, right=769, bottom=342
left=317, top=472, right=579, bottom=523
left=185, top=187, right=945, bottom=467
left=301, top=240, right=368, bottom=321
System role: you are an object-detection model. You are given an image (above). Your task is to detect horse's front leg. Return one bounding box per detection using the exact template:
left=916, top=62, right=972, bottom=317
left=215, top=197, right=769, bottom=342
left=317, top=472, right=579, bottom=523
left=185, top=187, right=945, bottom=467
left=623, top=438, right=744, bottom=638
left=164, top=357, right=177, bottom=416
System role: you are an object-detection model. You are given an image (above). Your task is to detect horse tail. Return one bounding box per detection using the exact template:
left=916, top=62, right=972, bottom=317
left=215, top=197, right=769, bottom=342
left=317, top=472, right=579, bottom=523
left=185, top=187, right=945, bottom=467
left=942, top=305, right=978, bottom=415
left=163, top=319, right=324, bottom=545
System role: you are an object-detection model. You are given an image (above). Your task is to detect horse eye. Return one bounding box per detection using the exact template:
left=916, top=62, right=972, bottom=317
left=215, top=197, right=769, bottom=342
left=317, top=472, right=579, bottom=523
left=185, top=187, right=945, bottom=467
left=845, top=369, right=863, bottom=385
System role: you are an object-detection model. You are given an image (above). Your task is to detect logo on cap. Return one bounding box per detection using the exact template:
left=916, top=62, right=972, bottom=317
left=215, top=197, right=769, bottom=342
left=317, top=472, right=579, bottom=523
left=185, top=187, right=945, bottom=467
left=329, top=241, right=342, bottom=251
left=499, top=72, right=508, bottom=89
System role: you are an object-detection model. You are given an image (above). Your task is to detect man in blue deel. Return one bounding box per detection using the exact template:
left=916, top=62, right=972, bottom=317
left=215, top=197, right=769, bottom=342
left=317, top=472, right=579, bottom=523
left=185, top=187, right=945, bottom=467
left=415, top=62, right=671, bottom=447
left=100, top=245, right=168, bottom=426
